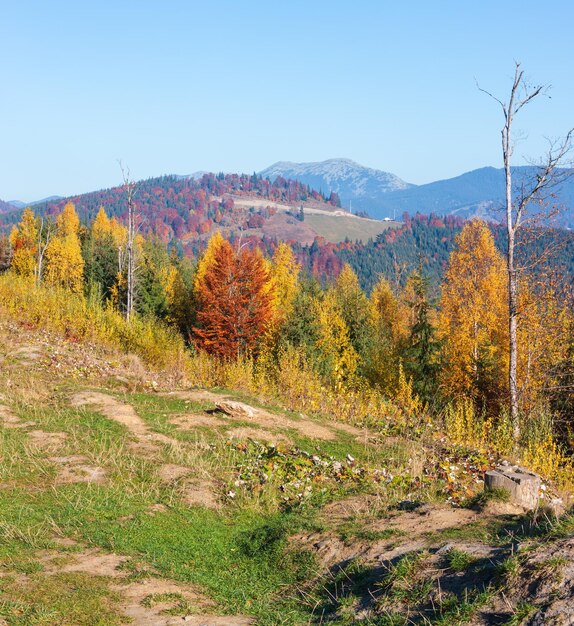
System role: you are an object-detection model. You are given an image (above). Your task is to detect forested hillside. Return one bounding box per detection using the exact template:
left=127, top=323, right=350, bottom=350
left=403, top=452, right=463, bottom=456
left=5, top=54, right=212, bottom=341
left=0, top=174, right=341, bottom=242
left=291, top=213, right=574, bottom=294
left=2, top=197, right=574, bottom=624
left=0, top=198, right=15, bottom=213
left=6, top=202, right=573, bottom=429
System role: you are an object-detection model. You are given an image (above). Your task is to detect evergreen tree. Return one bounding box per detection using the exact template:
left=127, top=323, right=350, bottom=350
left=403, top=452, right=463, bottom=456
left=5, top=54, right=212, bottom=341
left=83, top=207, right=118, bottom=302
left=402, top=269, right=441, bottom=404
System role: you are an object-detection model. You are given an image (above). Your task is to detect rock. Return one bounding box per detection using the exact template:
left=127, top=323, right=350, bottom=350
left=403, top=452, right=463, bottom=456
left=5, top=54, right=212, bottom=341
left=215, top=401, right=255, bottom=419
left=484, top=465, right=540, bottom=510
left=436, top=543, right=455, bottom=555
left=397, top=500, right=422, bottom=511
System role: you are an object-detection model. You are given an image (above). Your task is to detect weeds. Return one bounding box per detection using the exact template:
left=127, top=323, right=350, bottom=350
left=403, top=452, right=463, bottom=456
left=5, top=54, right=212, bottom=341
left=443, top=547, right=477, bottom=573
left=464, top=486, right=510, bottom=509
left=504, top=601, right=536, bottom=626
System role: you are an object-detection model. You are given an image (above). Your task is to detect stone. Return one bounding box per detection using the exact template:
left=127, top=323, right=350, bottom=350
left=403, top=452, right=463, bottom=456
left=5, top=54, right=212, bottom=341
left=484, top=465, right=541, bottom=510
left=215, top=401, right=255, bottom=419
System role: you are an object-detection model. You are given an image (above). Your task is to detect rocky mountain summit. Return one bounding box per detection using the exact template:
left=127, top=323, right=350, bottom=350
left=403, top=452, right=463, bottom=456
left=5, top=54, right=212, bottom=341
left=259, top=158, right=413, bottom=212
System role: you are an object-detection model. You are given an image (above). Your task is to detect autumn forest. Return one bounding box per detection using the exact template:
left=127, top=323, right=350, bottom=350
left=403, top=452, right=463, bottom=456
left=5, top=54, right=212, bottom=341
left=4, top=192, right=574, bottom=485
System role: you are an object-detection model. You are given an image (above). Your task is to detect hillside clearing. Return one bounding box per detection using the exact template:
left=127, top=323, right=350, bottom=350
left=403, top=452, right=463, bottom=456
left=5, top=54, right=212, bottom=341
left=305, top=213, right=400, bottom=243
left=0, top=319, right=573, bottom=624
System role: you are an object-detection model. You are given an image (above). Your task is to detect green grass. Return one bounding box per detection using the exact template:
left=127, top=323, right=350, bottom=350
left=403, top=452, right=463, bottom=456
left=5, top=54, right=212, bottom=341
left=378, top=550, right=427, bottom=591
left=0, top=572, right=125, bottom=626
left=464, top=486, right=511, bottom=509
left=305, top=213, right=399, bottom=244
left=1, top=360, right=571, bottom=625
left=443, top=547, right=477, bottom=572
left=0, top=484, right=322, bottom=623
left=431, top=589, right=493, bottom=625
left=495, top=554, right=521, bottom=584
left=503, top=601, right=536, bottom=625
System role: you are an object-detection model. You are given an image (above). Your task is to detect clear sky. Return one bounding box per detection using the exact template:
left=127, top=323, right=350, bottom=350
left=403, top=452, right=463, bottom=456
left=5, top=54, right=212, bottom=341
left=2, top=0, right=574, bottom=200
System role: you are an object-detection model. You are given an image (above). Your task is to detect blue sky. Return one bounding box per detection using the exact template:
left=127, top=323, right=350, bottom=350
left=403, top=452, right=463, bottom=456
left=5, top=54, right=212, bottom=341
left=2, top=0, right=574, bottom=200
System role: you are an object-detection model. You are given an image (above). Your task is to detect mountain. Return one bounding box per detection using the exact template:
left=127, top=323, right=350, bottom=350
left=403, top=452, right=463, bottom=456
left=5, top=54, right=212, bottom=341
left=369, top=166, right=574, bottom=226
left=0, top=199, right=16, bottom=213
left=0, top=173, right=399, bottom=248
left=175, top=172, right=209, bottom=181
left=259, top=158, right=413, bottom=212
left=33, top=195, right=64, bottom=205
left=260, top=160, right=574, bottom=227
left=6, top=196, right=64, bottom=210
left=7, top=200, right=26, bottom=209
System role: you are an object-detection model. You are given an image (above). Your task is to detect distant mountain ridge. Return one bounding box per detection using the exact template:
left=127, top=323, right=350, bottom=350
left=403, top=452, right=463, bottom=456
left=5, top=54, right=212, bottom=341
left=7, top=196, right=64, bottom=210
left=259, top=159, right=574, bottom=227
left=4, top=159, right=574, bottom=227
left=0, top=199, right=15, bottom=213
left=370, top=166, right=574, bottom=225
left=259, top=158, right=413, bottom=212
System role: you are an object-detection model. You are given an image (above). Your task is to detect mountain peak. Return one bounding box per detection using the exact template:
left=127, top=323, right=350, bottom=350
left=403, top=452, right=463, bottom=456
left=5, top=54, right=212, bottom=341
left=259, top=159, right=413, bottom=212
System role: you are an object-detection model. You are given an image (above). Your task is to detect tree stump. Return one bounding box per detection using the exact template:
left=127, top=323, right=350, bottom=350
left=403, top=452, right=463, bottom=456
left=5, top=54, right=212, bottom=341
left=484, top=465, right=540, bottom=510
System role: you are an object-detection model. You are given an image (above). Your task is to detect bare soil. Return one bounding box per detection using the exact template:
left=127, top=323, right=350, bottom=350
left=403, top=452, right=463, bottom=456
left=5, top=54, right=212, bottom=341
left=38, top=547, right=253, bottom=625
left=48, top=455, right=107, bottom=484
left=225, top=426, right=292, bottom=445
left=166, top=390, right=361, bottom=441
left=71, top=391, right=178, bottom=454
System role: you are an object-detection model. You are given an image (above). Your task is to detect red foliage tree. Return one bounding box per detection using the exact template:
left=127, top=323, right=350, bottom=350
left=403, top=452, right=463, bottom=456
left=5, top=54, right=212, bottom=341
left=193, top=240, right=274, bottom=359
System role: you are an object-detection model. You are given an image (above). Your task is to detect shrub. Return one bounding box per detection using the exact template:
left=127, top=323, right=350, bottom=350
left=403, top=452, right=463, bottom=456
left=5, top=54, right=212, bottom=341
left=0, top=273, right=188, bottom=372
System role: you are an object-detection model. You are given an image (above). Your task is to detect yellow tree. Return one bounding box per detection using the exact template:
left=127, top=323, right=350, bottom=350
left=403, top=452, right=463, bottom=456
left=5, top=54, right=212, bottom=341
left=109, top=216, right=128, bottom=251
left=438, top=220, right=508, bottom=408
left=92, top=207, right=112, bottom=241
left=331, top=264, right=371, bottom=360
left=371, top=275, right=408, bottom=345
left=269, top=242, right=300, bottom=327
left=44, top=202, right=85, bottom=292
left=517, top=282, right=571, bottom=411
left=193, top=231, right=225, bottom=293
left=163, top=265, right=189, bottom=329
left=366, top=275, right=408, bottom=393
left=312, top=290, right=359, bottom=389
left=9, top=207, right=38, bottom=278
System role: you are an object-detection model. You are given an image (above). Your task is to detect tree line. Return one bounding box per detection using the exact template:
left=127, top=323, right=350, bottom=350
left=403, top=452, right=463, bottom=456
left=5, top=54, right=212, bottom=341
left=6, top=203, right=574, bottom=451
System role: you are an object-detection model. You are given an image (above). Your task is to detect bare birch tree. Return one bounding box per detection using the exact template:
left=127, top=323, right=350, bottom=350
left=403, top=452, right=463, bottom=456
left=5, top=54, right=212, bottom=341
left=119, top=161, right=137, bottom=322
left=479, top=63, right=573, bottom=441
left=35, top=217, right=55, bottom=288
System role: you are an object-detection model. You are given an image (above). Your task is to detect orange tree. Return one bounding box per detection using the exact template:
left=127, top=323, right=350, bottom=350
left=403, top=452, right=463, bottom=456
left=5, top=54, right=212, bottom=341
left=193, top=238, right=274, bottom=359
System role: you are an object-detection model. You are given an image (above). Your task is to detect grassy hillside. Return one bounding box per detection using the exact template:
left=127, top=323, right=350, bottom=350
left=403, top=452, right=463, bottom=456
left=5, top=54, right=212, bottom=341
left=1, top=279, right=573, bottom=625
left=305, top=214, right=399, bottom=244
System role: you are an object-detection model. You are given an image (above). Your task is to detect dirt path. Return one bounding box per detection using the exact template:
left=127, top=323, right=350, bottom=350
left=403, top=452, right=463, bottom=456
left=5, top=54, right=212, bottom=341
left=0, top=404, right=35, bottom=429
left=38, top=547, right=253, bottom=625
left=71, top=391, right=177, bottom=454
left=297, top=499, right=484, bottom=572
left=164, top=390, right=373, bottom=442
left=70, top=391, right=220, bottom=509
